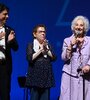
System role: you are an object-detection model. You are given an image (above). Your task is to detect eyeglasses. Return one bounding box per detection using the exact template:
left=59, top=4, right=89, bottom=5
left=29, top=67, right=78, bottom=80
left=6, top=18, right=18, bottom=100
left=36, top=31, right=46, bottom=33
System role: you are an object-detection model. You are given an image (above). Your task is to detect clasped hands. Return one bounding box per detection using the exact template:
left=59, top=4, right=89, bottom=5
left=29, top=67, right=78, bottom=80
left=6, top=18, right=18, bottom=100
left=39, top=39, right=49, bottom=53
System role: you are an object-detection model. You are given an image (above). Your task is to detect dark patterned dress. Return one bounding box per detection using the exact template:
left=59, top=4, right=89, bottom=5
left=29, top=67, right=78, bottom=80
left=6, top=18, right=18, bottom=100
left=26, top=43, right=56, bottom=88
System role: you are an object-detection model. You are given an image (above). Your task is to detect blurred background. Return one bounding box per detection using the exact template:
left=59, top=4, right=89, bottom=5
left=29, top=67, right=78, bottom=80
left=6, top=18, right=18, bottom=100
left=0, top=0, right=90, bottom=100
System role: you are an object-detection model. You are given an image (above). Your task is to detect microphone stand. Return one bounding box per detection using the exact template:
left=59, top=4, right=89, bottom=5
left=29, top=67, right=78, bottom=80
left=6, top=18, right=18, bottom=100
left=77, top=69, right=85, bottom=100
left=83, top=75, right=85, bottom=100
left=77, top=40, right=85, bottom=100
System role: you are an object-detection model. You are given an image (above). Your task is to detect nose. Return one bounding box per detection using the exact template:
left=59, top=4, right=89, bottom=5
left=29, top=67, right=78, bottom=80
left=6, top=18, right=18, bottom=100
left=41, top=31, right=45, bottom=34
left=6, top=14, right=9, bottom=18
left=77, top=25, right=80, bottom=28
left=76, top=25, right=81, bottom=30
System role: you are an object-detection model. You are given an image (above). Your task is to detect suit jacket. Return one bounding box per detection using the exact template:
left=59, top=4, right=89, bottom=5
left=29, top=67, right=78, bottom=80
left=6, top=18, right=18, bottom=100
left=4, top=25, right=18, bottom=75
left=61, top=35, right=90, bottom=76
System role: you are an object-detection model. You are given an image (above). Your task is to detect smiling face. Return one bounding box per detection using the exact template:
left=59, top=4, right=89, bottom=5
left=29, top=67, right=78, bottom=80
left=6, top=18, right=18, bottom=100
left=0, top=9, right=9, bottom=26
left=73, top=19, right=85, bottom=37
left=33, top=27, right=46, bottom=43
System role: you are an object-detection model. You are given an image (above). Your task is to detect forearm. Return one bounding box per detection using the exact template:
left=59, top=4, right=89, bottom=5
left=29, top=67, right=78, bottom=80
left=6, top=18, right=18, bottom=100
left=66, top=44, right=72, bottom=59
left=32, top=49, right=42, bottom=60
left=62, top=44, right=73, bottom=60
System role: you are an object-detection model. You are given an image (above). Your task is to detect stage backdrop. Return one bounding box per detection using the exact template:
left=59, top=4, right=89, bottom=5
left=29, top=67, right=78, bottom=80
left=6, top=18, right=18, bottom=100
left=0, top=0, right=90, bottom=100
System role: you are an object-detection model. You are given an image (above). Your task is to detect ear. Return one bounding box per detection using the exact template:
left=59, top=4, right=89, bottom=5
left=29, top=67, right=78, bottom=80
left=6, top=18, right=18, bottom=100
left=33, top=32, right=36, bottom=38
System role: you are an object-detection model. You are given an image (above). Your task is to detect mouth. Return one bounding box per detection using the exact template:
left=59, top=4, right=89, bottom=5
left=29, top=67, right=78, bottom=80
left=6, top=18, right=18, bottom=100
left=2, top=18, right=7, bottom=22
left=75, top=29, right=83, bottom=33
left=42, top=35, right=45, bottom=38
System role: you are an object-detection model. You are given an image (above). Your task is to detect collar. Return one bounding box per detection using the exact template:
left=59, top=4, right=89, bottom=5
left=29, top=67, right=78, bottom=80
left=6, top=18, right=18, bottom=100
left=33, top=39, right=41, bottom=52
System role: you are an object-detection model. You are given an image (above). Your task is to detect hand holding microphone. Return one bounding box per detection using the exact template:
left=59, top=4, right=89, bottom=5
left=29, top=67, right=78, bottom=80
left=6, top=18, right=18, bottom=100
left=71, top=30, right=84, bottom=46
left=67, top=30, right=83, bottom=54
left=75, top=30, right=81, bottom=38
left=70, top=30, right=81, bottom=46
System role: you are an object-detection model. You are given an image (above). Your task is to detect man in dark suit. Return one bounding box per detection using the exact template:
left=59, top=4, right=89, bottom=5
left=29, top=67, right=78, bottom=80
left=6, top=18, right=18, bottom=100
left=0, top=3, right=18, bottom=100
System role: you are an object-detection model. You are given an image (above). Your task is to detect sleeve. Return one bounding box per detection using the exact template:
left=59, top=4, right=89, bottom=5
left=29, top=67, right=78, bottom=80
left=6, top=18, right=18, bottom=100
left=26, top=43, right=34, bottom=64
left=7, top=37, right=18, bottom=51
left=61, top=38, right=70, bottom=61
left=86, top=45, right=90, bottom=66
left=6, top=27, right=18, bottom=51
left=48, top=44, right=57, bottom=61
left=85, top=37, right=90, bottom=66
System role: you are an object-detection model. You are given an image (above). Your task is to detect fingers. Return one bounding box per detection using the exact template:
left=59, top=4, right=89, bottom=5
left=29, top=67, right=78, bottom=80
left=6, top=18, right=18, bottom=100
left=82, top=66, right=90, bottom=73
left=82, top=69, right=89, bottom=73
left=10, top=30, right=15, bottom=35
left=76, top=37, right=84, bottom=43
left=70, top=37, right=77, bottom=46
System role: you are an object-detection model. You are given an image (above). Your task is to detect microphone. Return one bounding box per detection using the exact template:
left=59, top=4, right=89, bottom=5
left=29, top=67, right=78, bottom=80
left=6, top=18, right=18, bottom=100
left=75, top=30, right=81, bottom=38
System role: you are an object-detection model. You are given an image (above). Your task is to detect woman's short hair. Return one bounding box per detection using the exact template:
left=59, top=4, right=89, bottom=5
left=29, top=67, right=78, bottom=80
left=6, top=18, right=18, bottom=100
left=71, top=15, right=90, bottom=33
left=33, top=24, right=46, bottom=33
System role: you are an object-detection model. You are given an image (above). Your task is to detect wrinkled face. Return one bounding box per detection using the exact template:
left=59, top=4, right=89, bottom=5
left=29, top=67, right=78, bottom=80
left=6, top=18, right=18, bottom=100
left=73, top=19, right=85, bottom=36
left=33, top=27, right=46, bottom=43
left=0, top=9, right=9, bottom=25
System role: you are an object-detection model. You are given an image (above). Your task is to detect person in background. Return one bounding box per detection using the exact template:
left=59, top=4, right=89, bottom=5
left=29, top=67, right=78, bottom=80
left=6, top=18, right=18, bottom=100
left=0, top=3, right=18, bottom=100
left=26, top=24, right=56, bottom=100
left=59, top=15, right=90, bottom=100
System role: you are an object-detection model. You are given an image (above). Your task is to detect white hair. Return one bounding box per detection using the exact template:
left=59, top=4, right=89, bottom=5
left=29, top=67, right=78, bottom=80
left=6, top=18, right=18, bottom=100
left=71, top=15, right=90, bottom=32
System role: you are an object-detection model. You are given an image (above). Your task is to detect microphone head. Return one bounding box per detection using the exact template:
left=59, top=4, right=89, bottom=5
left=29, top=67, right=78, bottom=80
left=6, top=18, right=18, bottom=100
left=75, top=30, right=81, bottom=38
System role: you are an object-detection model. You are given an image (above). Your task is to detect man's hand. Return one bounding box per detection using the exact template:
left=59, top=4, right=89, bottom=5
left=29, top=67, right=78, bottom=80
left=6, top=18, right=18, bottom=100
left=8, top=31, right=15, bottom=42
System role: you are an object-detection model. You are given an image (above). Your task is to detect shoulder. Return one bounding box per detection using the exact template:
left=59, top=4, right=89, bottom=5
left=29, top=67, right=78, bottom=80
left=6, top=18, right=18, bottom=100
left=85, top=36, right=90, bottom=39
left=5, top=25, right=14, bottom=31
left=27, top=42, right=33, bottom=48
left=85, top=36, right=90, bottom=42
left=85, top=36, right=90, bottom=41
left=64, top=35, right=72, bottom=42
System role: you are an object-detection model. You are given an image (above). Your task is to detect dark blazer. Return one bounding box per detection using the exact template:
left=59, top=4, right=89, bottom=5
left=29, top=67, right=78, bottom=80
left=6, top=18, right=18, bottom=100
left=4, top=25, right=18, bottom=75
left=26, top=43, right=56, bottom=88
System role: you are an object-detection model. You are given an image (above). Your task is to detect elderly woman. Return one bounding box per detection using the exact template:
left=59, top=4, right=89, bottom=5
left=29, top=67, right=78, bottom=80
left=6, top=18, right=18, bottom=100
left=26, top=24, right=56, bottom=100
left=59, top=16, right=90, bottom=100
